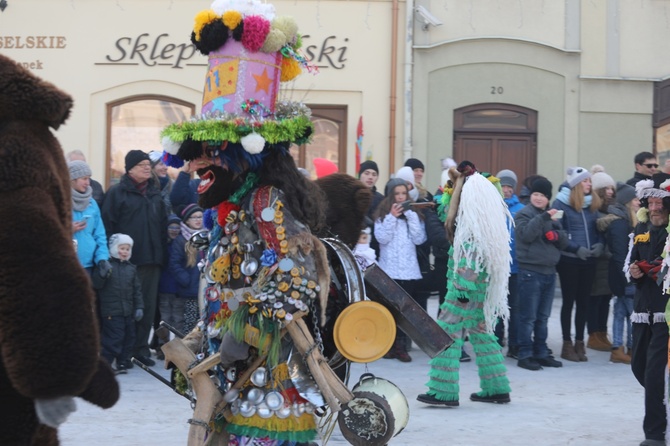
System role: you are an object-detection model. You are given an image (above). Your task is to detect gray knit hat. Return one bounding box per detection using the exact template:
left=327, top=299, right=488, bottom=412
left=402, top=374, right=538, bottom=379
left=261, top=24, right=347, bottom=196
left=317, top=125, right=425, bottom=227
left=68, top=160, right=92, bottom=180
left=496, top=169, right=517, bottom=190
left=566, top=166, right=591, bottom=188
left=615, top=182, right=636, bottom=206
left=591, top=171, right=615, bottom=191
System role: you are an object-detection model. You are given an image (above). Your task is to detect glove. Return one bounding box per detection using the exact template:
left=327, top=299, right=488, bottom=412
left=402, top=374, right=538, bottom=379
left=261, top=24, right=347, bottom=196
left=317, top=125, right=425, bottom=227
left=544, top=230, right=559, bottom=242
left=590, top=243, right=604, bottom=258
left=97, top=259, right=112, bottom=278
left=34, top=396, right=77, bottom=428
left=576, top=247, right=589, bottom=261
left=134, top=309, right=144, bottom=322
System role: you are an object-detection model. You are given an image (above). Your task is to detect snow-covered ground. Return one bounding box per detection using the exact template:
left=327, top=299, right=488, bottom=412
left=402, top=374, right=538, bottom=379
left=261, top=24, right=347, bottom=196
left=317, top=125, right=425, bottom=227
left=60, top=294, right=645, bottom=445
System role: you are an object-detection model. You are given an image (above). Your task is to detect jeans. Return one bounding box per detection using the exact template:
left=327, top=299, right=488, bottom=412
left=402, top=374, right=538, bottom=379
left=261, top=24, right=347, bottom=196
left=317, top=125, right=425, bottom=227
left=611, top=295, right=633, bottom=349
left=517, top=269, right=556, bottom=360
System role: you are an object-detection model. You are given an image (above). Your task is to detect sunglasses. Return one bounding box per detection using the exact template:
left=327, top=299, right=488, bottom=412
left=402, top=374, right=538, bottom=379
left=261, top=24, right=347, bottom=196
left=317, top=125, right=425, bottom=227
left=644, top=163, right=659, bottom=168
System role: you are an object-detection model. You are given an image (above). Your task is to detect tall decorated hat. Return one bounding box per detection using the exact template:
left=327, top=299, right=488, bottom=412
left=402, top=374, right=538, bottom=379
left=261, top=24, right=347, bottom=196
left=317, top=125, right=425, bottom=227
left=161, top=0, right=316, bottom=166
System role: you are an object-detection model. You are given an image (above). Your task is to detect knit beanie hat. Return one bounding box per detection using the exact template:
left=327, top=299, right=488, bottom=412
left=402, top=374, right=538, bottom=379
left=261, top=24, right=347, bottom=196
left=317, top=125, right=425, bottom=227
left=148, top=150, right=163, bottom=167
left=496, top=169, right=517, bottom=190
left=125, top=150, right=151, bottom=173
left=591, top=171, right=615, bottom=191
left=566, top=166, right=590, bottom=188
left=442, top=158, right=457, bottom=170
left=167, top=214, right=181, bottom=226
left=615, top=182, right=636, bottom=206
left=384, top=177, right=408, bottom=197
left=358, top=160, right=379, bottom=177
left=395, top=166, right=416, bottom=187
left=530, top=178, right=553, bottom=200
left=178, top=203, right=203, bottom=222
left=404, top=158, right=425, bottom=171
left=68, top=160, right=92, bottom=180
left=109, top=233, right=133, bottom=259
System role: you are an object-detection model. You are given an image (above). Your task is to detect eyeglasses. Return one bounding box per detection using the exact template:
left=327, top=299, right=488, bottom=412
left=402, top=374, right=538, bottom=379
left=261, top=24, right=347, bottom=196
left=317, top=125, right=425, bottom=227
left=188, top=216, right=204, bottom=220
left=644, top=163, right=659, bottom=168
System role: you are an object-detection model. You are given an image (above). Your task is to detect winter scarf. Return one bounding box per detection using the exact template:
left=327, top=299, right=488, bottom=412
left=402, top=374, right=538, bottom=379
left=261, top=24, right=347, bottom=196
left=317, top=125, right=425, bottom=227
left=555, top=187, right=593, bottom=209
left=72, top=186, right=93, bottom=211
left=180, top=221, right=197, bottom=241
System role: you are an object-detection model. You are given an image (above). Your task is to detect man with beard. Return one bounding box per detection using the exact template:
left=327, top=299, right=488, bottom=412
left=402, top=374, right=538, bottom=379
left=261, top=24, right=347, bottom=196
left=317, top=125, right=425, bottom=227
left=627, top=172, right=670, bottom=446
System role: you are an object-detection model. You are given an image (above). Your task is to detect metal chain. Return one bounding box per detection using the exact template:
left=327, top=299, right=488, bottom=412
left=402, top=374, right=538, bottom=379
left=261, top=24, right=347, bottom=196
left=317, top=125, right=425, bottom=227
left=310, top=299, right=325, bottom=355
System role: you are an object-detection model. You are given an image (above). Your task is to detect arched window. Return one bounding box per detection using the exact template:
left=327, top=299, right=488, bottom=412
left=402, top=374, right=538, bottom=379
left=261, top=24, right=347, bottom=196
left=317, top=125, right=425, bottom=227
left=106, top=96, right=195, bottom=186
left=290, top=105, right=347, bottom=178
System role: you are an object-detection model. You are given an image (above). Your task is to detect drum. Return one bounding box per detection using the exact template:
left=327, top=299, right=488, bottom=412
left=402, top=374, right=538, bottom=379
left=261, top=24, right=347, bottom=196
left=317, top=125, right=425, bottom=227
left=306, top=237, right=365, bottom=370
left=338, top=373, right=409, bottom=446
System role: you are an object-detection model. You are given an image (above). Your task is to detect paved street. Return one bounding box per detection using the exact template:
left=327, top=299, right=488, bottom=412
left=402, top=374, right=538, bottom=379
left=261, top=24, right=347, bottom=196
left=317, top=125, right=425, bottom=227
left=60, top=294, right=645, bottom=446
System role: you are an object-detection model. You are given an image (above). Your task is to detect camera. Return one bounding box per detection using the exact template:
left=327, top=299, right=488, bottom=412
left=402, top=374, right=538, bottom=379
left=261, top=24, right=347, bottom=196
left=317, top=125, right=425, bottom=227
left=415, top=5, right=443, bottom=30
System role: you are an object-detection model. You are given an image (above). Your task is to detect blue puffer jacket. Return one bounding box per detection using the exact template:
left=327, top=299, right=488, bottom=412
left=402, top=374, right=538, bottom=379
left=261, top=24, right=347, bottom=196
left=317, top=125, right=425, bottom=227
left=551, top=186, right=603, bottom=265
left=169, top=234, right=201, bottom=299
left=73, top=199, right=109, bottom=268
left=504, top=194, right=525, bottom=274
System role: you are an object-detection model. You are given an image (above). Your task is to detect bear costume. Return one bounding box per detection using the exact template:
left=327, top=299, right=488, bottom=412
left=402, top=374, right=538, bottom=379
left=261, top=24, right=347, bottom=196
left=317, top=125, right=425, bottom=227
left=0, top=54, right=120, bottom=446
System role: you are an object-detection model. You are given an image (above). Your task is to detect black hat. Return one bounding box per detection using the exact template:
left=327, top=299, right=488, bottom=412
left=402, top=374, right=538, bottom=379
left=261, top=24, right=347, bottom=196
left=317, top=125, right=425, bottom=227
left=404, top=158, right=425, bottom=171
left=178, top=203, right=204, bottom=222
left=531, top=178, right=553, bottom=201
left=358, top=160, right=379, bottom=177
left=125, top=150, right=151, bottom=173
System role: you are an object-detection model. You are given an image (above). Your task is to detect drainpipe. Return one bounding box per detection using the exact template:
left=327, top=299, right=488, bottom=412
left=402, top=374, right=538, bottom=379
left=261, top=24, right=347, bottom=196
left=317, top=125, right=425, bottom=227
left=389, top=0, right=399, bottom=174
left=403, top=0, right=414, bottom=164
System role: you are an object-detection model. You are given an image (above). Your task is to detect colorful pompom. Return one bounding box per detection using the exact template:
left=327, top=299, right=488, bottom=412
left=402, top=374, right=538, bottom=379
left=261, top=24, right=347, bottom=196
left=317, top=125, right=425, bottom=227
left=162, top=136, right=181, bottom=155
left=241, top=15, right=271, bottom=52
left=194, top=10, right=219, bottom=40
left=261, top=29, right=286, bottom=53
left=280, top=57, right=301, bottom=82
left=272, top=16, right=298, bottom=43
left=241, top=133, right=266, bottom=154
left=223, top=10, right=243, bottom=29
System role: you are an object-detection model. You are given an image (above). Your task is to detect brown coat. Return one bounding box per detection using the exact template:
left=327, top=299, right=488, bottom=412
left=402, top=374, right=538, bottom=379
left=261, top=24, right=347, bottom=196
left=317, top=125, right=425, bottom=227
left=0, top=54, right=119, bottom=446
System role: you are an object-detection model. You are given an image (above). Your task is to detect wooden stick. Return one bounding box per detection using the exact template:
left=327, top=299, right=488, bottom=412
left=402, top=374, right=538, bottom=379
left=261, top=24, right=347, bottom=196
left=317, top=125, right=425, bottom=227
left=187, top=353, right=221, bottom=378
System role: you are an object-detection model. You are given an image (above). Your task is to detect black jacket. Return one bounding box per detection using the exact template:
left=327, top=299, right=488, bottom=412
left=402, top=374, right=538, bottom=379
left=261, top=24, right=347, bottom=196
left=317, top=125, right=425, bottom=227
left=93, top=258, right=143, bottom=317
left=514, top=203, right=568, bottom=274
left=629, top=222, right=669, bottom=314
left=626, top=172, right=650, bottom=187
left=102, top=174, right=166, bottom=266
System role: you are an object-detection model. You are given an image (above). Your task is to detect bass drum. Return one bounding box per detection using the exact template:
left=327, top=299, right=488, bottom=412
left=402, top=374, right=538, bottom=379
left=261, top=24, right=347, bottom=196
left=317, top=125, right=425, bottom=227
left=305, top=237, right=365, bottom=371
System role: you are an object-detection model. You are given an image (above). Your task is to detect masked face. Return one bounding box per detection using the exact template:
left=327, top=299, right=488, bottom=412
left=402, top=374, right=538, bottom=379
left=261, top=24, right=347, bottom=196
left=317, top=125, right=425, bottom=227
left=197, top=164, right=237, bottom=209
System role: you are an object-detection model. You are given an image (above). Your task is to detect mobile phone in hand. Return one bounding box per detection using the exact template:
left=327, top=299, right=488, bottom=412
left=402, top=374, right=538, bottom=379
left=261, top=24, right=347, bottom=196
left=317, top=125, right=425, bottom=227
left=400, top=200, right=412, bottom=212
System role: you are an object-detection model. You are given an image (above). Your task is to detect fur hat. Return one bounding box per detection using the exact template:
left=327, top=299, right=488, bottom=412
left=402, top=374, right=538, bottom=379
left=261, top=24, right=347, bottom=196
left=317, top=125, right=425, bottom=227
left=591, top=171, right=615, bottom=191
left=530, top=178, right=553, bottom=200
left=635, top=172, right=670, bottom=203
left=358, top=160, right=379, bottom=177
left=125, top=150, right=150, bottom=173
left=68, top=160, right=92, bottom=181
left=566, top=166, right=590, bottom=188
left=178, top=203, right=204, bottom=222
left=615, top=182, right=636, bottom=206
left=404, top=158, right=425, bottom=171
left=109, top=233, right=133, bottom=259
left=496, top=169, right=517, bottom=190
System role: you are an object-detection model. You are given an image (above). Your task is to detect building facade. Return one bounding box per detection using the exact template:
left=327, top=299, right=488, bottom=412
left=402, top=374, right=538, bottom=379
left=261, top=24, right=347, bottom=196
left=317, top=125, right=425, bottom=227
left=3, top=0, right=670, bottom=190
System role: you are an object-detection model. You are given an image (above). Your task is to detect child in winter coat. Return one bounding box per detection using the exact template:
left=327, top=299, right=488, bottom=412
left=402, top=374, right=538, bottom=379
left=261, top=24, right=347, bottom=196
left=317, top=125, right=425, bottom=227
left=353, top=226, right=377, bottom=270
left=169, top=204, right=205, bottom=334
left=375, top=178, right=427, bottom=362
left=93, top=233, right=144, bottom=374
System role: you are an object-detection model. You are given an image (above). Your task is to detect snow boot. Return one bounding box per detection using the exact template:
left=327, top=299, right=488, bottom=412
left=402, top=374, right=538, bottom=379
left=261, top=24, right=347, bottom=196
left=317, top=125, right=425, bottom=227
left=610, top=346, right=631, bottom=364
left=574, top=340, right=588, bottom=362
left=587, top=332, right=611, bottom=351
left=560, top=340, right=580, bottom=362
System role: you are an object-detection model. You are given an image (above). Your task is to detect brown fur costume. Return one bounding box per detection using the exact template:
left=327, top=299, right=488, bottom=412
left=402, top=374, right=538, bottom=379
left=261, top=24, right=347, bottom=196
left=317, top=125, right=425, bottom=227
left=315, top=173, right=372, bottom=248
left=0, top=54, right=119, bottom=446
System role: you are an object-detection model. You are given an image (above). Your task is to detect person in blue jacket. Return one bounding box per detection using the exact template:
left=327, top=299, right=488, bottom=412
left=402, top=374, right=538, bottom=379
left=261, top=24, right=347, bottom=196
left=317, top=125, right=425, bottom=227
left=69, top=160, right=111, bottom=277
left=552, top=166, right=604, bottom=362
left=495, top=169, right=525, bottom=359
left=169, top=204, right=205, bottom=333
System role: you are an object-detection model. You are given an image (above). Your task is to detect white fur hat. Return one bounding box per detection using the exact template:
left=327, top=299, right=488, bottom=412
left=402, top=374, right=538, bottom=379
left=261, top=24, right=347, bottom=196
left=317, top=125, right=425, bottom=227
left=109, top=233, right=134, bottom=260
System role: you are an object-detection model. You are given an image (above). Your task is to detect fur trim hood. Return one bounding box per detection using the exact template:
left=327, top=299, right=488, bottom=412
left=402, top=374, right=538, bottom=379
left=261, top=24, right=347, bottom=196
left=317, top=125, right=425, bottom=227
left=0, top=54, right=72, bottom=129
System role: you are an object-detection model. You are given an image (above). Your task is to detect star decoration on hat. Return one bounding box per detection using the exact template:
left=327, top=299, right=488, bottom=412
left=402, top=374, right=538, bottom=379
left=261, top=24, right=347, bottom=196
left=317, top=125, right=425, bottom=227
left=0, top=0, right=8, bottom=12
left=253, top=68, right=273, bottom=93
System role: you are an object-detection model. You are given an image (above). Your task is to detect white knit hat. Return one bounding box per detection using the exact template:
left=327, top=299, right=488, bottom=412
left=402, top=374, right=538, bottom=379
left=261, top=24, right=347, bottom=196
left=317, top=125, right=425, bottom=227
left=591, top=171, right=615, bottom=191
left=109, top=233, right=134, bottom=260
